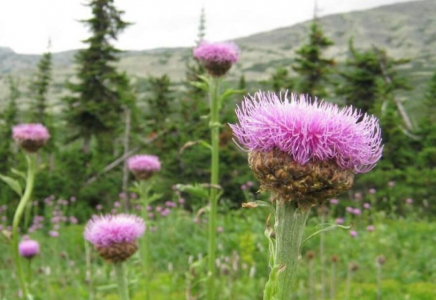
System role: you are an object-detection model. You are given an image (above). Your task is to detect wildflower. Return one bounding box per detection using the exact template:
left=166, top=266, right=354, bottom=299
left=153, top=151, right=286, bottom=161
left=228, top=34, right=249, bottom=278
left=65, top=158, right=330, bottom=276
left=349, top=230, right=358, bottom=237
left=12, top=123, right=50, bottom=152
left=246, top=181, right=254, bottom=187
left=330, top=199, right=339, bottom=205
left=128, top=155, right=161, bottom=180
left=354, top=192, right=362, bottom=200
left=113, top=201, right=120, bottom=208
left=406, top=198, right=413, bottom=205
left=352, top=208, right=361, bottom=215
left=335, top=218, right=344, bottom=224
left=346, top=207, right=353, bottom=213
left=19, top=239, right=40, bottom=259
left=217, top=226, right=223, bottom=233
left=84, top=214, right=145, bottom=263
left=160, top=208, right=171, bottom=217
left=178, top=198, right=185, bottom=204
left=70, top=196, right=76, bottom=203
left=193, top=41, right=239, bottom=77
left=363, top=203, right=371, bottom=209
left=241, top=184, right=247, bottom=191
left=368, top=188, right=376, bottom=194
left=366, top=225, right=375, bottom=232
left=230, top=92, right=383, bottom=206
left=49, top=230, right=59, bottom=237
left=388, top=181, right=395, bottom=187
left=96, top=204, right=103, bottom=211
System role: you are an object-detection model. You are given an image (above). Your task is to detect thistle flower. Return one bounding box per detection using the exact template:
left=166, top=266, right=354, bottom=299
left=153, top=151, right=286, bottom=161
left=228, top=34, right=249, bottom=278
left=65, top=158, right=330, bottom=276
left=230, top=92, right=383, bottom=206
left=193, top=41, right=239, bottom=77
left=84, top=214, right=145, bottom=263
left=12, top=123, right=50, bottom=152
left=18, top=239, right=40, bottom=259
left=127, top=155, right=161, bottom=180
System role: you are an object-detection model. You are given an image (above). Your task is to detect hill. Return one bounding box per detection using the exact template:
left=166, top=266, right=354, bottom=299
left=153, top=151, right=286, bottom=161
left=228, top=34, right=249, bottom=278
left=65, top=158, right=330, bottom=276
left=0, top=0, right=434, bottom=115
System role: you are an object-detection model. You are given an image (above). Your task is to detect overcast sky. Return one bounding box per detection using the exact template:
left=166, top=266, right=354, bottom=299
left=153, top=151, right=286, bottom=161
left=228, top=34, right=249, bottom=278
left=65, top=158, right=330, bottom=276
left=0, top=0, right=417, bottom=54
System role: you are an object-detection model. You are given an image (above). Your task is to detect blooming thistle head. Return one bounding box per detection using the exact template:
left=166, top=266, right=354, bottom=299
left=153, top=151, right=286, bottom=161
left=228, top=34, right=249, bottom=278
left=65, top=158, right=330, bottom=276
left=230, top=92, right=383, bottom=208
left=19, top=239, right=40, bottom=259
left=12, top=123, right=50, bottom=153
left=127, top=155, right=161, bottom=180
left=193, top=41, right=239, bottom=77
left=84, top=214, right=145, bottom=263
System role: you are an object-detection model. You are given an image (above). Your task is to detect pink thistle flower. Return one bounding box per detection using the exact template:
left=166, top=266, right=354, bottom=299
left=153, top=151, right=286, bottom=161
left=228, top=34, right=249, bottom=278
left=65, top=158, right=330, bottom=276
left=230, top=93, right=383, bottom=173
left=217, top=226, right=223, bottom=233
left=246, top=181, right=254, bottom=187
left=193, top=41, right=239, bottom=77
left=84, top=214, right=145, bottom=263
left=160, top=208, right=171, bottom=217
left=127, top=155, right=161, bottom=180
left=178, top=198, right=185, bottom=204
left=330, top=198, right=339, bottom=205
left=12, top=123, right=50, bottom=152
left=147, top=212, right=154, bottom=218
left=113, top=201, right=120, bottom=208
left=335, top=218, right=344, bottom=225
left=96, top=204, right=103, bottom=211
left=70, top=196, right=76, bottom=203
left=406, top=198, right=413, bottom=205
left=388, top=181, right=395, bottom=187
left=346, top=207, right=353, bottom=213
left=241, top=184, right=247, bottom=190
left=354, top=192, right=362, bottom=200
left=363, top=203, right=371, bottom=209
left=49, top=230, right=59, bottom=237
left=352, top=208, right=361, bottom=215
left=156, top=206, right=163, bottom=212
left=368, top=188, right=376, bottom=194
left=349, top=230, right=358, bottom=237
left=130, top=193, right=138, bottom=199
left=146, top=205, right=153, bottom=211
left=366, top=225, right=375, bottom=232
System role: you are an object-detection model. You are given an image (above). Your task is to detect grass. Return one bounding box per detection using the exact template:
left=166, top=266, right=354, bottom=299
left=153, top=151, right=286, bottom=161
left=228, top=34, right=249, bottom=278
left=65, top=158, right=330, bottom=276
left=0, top=191, right=435, bottom=300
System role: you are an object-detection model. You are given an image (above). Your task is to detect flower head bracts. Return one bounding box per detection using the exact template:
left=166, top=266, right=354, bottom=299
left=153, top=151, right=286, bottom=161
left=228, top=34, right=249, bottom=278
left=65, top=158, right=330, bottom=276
left=84, top=214, right=145, bottom=248
left=230, top=92, right=383, bottom=173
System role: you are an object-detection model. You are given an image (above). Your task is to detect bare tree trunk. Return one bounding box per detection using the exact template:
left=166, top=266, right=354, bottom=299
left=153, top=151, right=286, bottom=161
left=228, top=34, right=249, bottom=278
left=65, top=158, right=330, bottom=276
left=122, top=107, right=131, bottom=211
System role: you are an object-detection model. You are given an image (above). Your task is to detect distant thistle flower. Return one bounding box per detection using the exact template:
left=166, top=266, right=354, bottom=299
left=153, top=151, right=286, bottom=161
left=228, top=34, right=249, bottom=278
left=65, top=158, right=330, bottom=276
left=12, top=123, right=50, bottom=152
left=230, top=92, right=383, bottom=207
left=19, top=239, right=40, bottom=259
left=127, top=155, right=161, bottom=180
left=349, top=230, right=358, bottom=238
left=330, top=198, right=339, bottom=205
left=193, top=41, right=239, bottom=77
left=84, top=214, right=145, bottom=263
left=366, top=225, right=375, bottom=232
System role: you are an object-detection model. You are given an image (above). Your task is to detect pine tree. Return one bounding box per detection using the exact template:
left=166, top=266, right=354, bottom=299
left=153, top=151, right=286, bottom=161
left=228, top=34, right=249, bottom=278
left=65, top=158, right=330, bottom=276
left=29, top=43, right=52, bottom=124
left=63, top=0, right=130, bottom=153
left=144, top=74, right=174, bottom=133
left=270, top=67, right=294, bottom=94
left=0, top=77, right=20, bottom=172
left=292, top=21, right=335, bottom=99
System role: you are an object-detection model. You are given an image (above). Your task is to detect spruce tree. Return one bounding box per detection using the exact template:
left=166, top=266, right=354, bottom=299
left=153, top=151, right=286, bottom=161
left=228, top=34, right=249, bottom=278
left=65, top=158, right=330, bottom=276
left=29, top=44, right=52, bottom=124
left=270, top=67, right=294, bottom=94
left=292, top=21, right=335, bottom=99
left=0, top=77, right=19, bottom=173
left=63, top=0, right=130, bottom=153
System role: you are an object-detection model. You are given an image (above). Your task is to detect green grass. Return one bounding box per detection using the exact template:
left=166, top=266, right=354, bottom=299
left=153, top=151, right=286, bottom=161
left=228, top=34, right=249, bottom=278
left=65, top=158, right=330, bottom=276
left=1, top=199, right=435, bottom=299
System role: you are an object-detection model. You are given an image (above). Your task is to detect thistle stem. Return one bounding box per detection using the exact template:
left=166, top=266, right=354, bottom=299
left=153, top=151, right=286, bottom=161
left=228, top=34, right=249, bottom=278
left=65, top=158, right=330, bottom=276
left=139, top=181, right=151, bottom=300
left=11, top=154, right=36, bottom=299
left=114, top=262, right=130, bottom=300
left=274, top=201, right=310, bottom=300
left=207, top=76, right=221, bottom=300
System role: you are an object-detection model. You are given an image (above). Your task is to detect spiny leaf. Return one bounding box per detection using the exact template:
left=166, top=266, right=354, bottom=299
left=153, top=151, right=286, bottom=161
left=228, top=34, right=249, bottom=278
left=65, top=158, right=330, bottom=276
left=0, top=174, right=23, bottom=197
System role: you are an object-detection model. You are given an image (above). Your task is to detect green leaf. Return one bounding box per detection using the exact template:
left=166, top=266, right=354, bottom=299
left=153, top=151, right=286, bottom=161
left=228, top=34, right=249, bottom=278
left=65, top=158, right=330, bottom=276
left=190, top=81, right=208, bottom=91
left=0, top=174, right=23, bottom=197
left=11, top=168, right=26, bottom=180
left=218, top=89, right=245, bottom=107
left=301, top=223, right=352, bottom=246
left=175, top=184, right=208, bottom=199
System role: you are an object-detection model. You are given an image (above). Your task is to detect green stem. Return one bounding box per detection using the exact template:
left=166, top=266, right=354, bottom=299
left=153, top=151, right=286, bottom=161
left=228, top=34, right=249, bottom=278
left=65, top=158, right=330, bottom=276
left=138, top=181, right=151, bottom=300
left=377, top=264, right=382, bottom=300
left=11, top=154, right=36, bottom=299
left=114, top=262, right=130, bottom=300
left=320, top=211, right=326, bottom=300
left=330, top=263, right=336, bottom=300
left=207, top=76, right=221, bottom=300
left=274, top=201, right=310, bottom=300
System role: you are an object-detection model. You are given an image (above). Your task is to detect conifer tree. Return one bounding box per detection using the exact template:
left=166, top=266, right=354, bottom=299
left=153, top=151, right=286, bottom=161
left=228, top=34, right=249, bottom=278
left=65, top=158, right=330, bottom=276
left=29, top=43, right=52, bottom=124
left=292, top=21, right=335, bottom=99
left=63, top=0, right=130, bottom=153
left=0, top=77, right=19, bottom=173
left=270, top=67, right=294, bottom=94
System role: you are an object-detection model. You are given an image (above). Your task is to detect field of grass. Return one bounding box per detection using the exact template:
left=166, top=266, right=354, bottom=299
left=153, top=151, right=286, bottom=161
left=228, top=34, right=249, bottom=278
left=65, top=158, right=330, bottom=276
left=1, top=188, right=435, bottom=300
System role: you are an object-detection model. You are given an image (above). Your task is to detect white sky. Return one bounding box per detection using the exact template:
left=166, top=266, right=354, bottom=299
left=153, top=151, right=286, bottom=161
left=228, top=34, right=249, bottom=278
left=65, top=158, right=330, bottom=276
left=0, top=0, right=417, bottom=54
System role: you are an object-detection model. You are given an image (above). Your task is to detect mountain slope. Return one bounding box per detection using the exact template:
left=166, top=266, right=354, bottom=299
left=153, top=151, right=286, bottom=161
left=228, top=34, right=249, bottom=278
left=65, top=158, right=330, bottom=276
left=0, top=0, right=434, bottom=105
